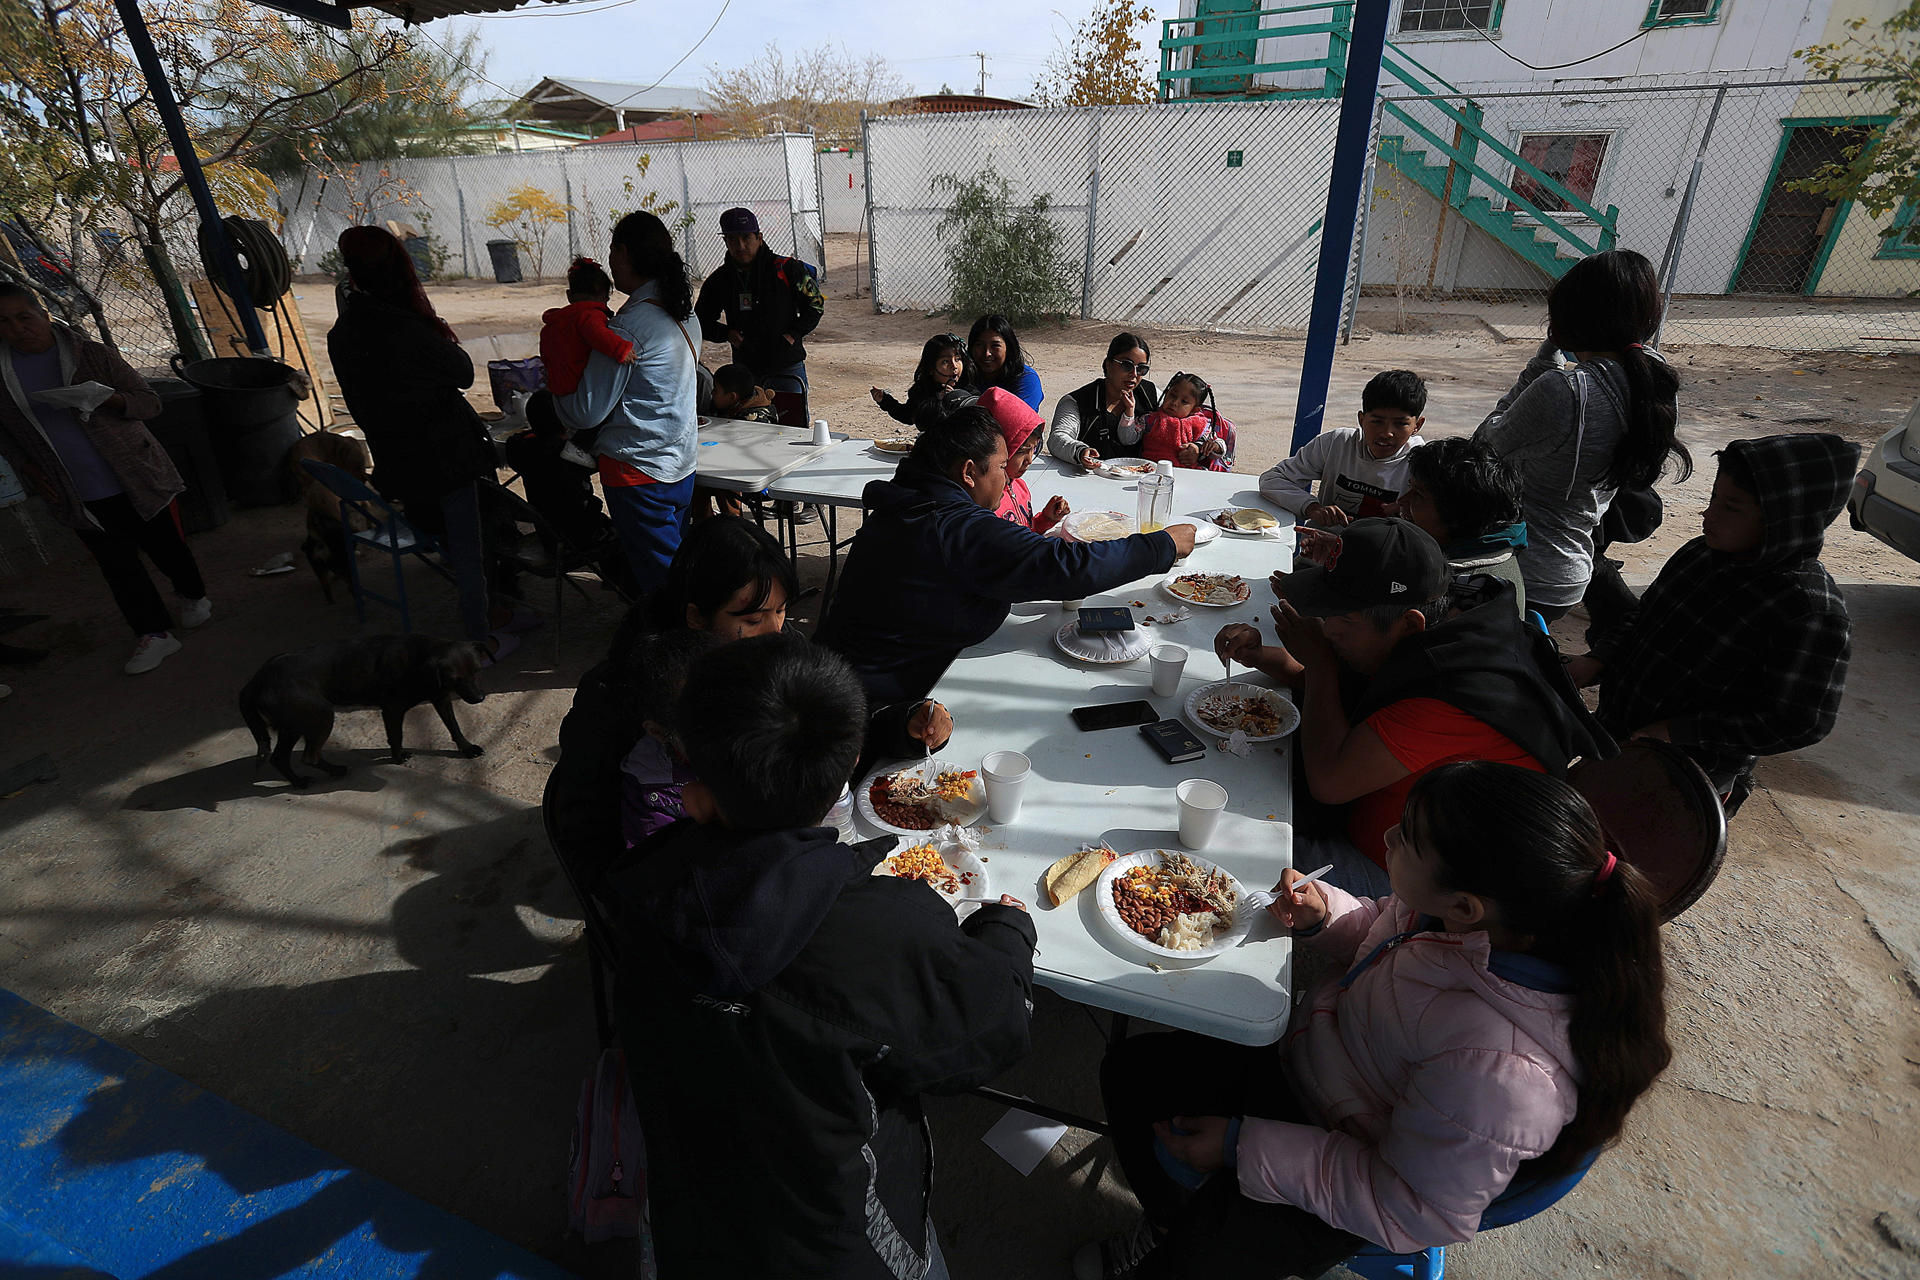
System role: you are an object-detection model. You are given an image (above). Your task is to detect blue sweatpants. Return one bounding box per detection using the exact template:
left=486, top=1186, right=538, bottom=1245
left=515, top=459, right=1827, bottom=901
left=604, top=473, right=695, bottom=597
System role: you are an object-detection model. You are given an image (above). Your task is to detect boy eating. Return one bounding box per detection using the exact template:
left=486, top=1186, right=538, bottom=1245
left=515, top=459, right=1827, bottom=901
left=1568, top=433, right=1857, bottom=815
left=1260, top=369, right=1427, bottom=525
left=606, top=633, right=1038, bottom=1277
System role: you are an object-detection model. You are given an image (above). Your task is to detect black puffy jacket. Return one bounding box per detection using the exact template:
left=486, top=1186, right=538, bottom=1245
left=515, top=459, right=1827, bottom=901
left=607, top=820, right=1036, bottom=1279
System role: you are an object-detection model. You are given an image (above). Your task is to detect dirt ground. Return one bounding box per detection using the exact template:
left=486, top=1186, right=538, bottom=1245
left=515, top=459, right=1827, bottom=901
left=1, top=232, right=1917, bottom=1279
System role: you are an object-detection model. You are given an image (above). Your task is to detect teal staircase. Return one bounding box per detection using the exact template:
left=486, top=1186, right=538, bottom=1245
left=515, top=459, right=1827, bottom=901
left=1158, top=4, right=1620, bottom=282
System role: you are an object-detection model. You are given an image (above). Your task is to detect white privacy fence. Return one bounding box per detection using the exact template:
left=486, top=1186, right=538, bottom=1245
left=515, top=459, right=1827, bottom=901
left=863, top=100, right=1346, bottom=332
left=278, top=134, right=823, bottom=282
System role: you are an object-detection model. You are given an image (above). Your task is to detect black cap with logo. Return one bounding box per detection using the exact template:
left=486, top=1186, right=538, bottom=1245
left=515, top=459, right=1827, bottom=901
left=1281, top=518, right=1450, bottom=617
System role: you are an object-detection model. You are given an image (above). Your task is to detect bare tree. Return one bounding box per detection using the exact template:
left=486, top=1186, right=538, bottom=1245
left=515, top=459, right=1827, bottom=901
left=704, top=42, right=910, bottom=148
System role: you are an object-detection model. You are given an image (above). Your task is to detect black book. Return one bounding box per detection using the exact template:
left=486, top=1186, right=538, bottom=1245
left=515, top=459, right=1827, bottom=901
left=1141, top=719, right=1207, bottom=764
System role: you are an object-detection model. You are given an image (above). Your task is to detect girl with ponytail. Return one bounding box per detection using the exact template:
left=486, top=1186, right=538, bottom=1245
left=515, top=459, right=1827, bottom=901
left=1082, top=761, right=1670, bottom=1278
left=559, top=211, right=702, bottom=594
left=1475, top=248, right=1691, bottom=623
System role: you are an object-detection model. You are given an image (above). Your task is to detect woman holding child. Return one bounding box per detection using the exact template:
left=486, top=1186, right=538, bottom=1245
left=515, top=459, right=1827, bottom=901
left=1474, top=249, right=1689, bottom=623
left=556, top=211, right=702, bottom=595
left=1047, top=332, right=1161, bottom=469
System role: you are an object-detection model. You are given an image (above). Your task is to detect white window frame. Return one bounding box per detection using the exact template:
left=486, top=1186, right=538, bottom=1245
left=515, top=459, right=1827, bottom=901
left=1392, top=0, right=1502, bottom=43
left=1501, top=125, right=1625, bottom=225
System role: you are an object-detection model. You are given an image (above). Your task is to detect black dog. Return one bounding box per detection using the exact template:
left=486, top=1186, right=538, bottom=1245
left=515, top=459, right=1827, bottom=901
left=239, top=634, right=487, bottom=786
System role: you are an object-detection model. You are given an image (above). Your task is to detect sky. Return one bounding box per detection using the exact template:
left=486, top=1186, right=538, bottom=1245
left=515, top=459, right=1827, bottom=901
left=429, top=0, right=1186, bottom=107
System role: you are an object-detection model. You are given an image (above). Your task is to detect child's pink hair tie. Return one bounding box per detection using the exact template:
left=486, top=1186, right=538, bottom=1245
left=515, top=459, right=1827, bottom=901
left=1593, top=850, right=1619, bottom=891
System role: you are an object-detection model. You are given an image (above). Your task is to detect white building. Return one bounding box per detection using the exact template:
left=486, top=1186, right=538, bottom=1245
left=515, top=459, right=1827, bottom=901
left=1164, top=0, right=1913, bottom=299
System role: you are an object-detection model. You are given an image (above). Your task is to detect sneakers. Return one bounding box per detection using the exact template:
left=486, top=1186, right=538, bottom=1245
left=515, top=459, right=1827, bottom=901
left=774, top=500, right=822, bottom=525
left=1071, top=1218, right=1161, bottom=1280
left=559, top=441, right=596, bottom=469
left=177, top=596, right=212, bottom=628
left=125, top=632, right=182, bottom=675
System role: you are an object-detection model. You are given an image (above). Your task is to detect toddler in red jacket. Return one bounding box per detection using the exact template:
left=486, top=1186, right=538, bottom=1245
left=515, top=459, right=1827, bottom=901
left=540, top=257, right=636, bottom=396
left=1142, top=372, right=1236, bottom=471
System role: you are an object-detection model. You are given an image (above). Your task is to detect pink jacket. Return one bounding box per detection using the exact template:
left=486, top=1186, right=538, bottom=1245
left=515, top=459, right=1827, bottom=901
left=1235, top=885, right=1579, bottom=1253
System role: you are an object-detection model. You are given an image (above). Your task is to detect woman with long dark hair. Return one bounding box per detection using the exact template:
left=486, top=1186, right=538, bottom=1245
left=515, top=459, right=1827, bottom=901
left=328, top=225, right=522, bottom=657
left=558, top=210, right=701, bottom=594
left=964, top=313, right=1044, bottom=409
left=1046, top=331, right=1160, bottom=469
left=1079, top=761, right=1671, bottom=1279
left=1475, top=249, right=1690, bottom=623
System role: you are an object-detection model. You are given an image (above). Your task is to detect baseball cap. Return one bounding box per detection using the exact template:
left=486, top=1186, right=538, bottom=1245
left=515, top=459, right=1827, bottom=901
left=1279, top=518, right=1449, bottom=617
left=977, top=386, right=1043, bottom=451
left=719, top=207, right=760, bottom=236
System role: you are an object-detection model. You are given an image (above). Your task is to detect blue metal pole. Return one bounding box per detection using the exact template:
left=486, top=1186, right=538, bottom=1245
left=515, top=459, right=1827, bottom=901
left=1290, top=0, right=1391, bottom=452
left=112, top=0, right=271, bottom=355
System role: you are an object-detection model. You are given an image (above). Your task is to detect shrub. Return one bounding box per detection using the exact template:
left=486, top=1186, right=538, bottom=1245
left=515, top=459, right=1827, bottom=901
left=934, top=168, right=1079, bottom=325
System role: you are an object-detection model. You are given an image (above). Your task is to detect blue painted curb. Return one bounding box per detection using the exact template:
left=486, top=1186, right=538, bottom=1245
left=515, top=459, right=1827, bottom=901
left=0, top=987, right=576, bottom=1279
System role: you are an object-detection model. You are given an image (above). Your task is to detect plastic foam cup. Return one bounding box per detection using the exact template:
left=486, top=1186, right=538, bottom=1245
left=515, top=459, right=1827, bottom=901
left=811, top=418, right=831, bottom=446
left=1176, top=778, right=1229, bottom=850
left=1150, top=643, right=1189, bottom=697
left=981, top=750, right=1032, bottom=824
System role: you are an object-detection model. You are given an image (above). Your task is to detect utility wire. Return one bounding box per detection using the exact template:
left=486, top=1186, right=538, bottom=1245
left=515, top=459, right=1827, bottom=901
left=1457, top=9, right=1691, bottom=73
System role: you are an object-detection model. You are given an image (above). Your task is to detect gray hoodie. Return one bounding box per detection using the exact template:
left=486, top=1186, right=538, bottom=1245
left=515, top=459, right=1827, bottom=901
left=1474, top=341, right=1671, bottom=610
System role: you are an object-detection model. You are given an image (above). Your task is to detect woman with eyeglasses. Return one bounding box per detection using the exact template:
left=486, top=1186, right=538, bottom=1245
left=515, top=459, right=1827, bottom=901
left=964, top=314, right=1045, bottom=410
left=1045, top=332, right=1160, bottom=470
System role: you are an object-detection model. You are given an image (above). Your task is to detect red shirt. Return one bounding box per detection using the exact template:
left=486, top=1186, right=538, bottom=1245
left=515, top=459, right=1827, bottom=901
left=539, top=301, right=634, bottom=396
left=1347, top=697, right=1543, bottom=865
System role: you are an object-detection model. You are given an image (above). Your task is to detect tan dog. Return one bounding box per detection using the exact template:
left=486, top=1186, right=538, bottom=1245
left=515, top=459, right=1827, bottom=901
left=289, top=430, right=371, bottom=603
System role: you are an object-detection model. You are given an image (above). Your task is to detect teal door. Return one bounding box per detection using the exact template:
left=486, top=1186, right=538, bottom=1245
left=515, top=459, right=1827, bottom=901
left=1187, top=0, right=1261, bottom=96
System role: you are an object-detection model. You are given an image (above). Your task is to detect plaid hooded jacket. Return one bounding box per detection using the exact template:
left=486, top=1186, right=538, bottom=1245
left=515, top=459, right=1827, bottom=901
left=1590, top=433, right=1858, bottom=787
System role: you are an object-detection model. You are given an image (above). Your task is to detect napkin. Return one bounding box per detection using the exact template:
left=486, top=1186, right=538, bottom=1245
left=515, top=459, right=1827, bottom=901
left=29, top=380, right=114, bottom=416
left=936, top=822, right=980, bottom=853
left=1220, top=730, right=1253, bottom=758
left=1157, top=606, right=1192, bottom=625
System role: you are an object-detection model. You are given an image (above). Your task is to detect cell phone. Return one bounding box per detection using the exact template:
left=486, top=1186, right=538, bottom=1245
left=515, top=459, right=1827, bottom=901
left=1071, top=700, right=1158, bottom=732
left=1077, top=607, right=1136, bottom=633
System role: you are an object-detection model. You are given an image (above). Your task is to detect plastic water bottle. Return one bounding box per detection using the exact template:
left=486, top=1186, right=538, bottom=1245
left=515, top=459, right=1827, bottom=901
left=824, top=783, right=857, bottom=841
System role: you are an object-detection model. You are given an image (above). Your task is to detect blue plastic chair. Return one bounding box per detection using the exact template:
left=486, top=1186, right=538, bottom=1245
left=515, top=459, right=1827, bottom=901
left=1342, top=1150, right=1601, bottom=1279
left=297, top=459, right=453, bottom=632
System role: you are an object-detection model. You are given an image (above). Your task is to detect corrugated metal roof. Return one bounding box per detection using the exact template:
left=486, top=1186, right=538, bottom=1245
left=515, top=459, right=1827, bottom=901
left=506, top=76, right=712, bottom=122
left=361, top=0, right=576, bottom=22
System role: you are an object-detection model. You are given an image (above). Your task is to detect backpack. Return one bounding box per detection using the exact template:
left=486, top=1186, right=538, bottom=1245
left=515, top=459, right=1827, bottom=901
left=568, top=1046, right=655, bottom=1271
left=774, top=255, right=820, bottom=290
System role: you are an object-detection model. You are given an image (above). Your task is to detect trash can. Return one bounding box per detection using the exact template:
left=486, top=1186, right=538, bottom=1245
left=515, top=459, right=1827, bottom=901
left=169, top=355, right=302, bottom=507
left=486, top=239, right=523, bottom=284
left=146, top=377, right=230, bottom=533
left=403, top=234, right=433, bottom=281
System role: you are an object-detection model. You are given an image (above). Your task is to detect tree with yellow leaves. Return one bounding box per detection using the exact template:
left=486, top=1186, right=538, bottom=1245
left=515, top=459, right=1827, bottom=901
left=703, top=42, right=909, bottom=149
left=1032, top=0, right=1159, bottom=108
left=0, top=0, right=417, bottom=357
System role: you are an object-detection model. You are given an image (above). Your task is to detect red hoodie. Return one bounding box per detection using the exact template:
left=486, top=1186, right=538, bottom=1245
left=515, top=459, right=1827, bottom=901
left=540, top=300, right=634, bottom=396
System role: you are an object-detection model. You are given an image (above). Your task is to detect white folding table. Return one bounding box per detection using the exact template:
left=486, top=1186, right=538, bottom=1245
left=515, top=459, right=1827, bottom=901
left=849, top=475, right=1305, bottom=1048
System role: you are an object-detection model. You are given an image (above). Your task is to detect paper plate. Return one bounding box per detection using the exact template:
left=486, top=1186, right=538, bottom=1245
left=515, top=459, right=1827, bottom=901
left=1097, top=850, right=1253, bottom=962
left=871, top=838, right=990, bottom=909
left=1184, top=680, right=1301, bottom=742
left=1052, top=621, right=1149, bottom=665
left=1096, top=457, right=1156, bottom=479
left=1161, top=573, right=1252, bottom=608
left=1059, top=510, right=1135, bottom=542
left=1211, top=507, right=1284, bottom=538
left=871, top=437, right=915, bottom=455
left=1181, top=517, right=1221, bottom=546
left=696, top=415, right=713, bottom=426
left=856, top=763, right=988, bottom=837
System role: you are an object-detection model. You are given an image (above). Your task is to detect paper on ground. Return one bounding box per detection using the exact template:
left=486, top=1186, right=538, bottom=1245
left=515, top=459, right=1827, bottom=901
left=982, top=1101, right=1069, bottom=1176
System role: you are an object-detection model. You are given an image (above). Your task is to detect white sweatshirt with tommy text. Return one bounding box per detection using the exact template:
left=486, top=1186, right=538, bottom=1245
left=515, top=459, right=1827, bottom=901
left=1258, top=427, right=1424, bottom=518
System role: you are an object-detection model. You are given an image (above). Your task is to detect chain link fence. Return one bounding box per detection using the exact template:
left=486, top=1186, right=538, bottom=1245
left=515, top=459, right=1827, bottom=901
left=277, top=134, right=823, bottom=287
left=864, top=99, right=1345, bottom=332
left=3, top=201, right=207, bottom=374
left=1355, top=76, right=1920, bottom=354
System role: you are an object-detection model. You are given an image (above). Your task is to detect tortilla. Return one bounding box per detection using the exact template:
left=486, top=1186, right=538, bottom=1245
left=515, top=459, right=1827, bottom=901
left=1044, top=846, right=1116, bottom=906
